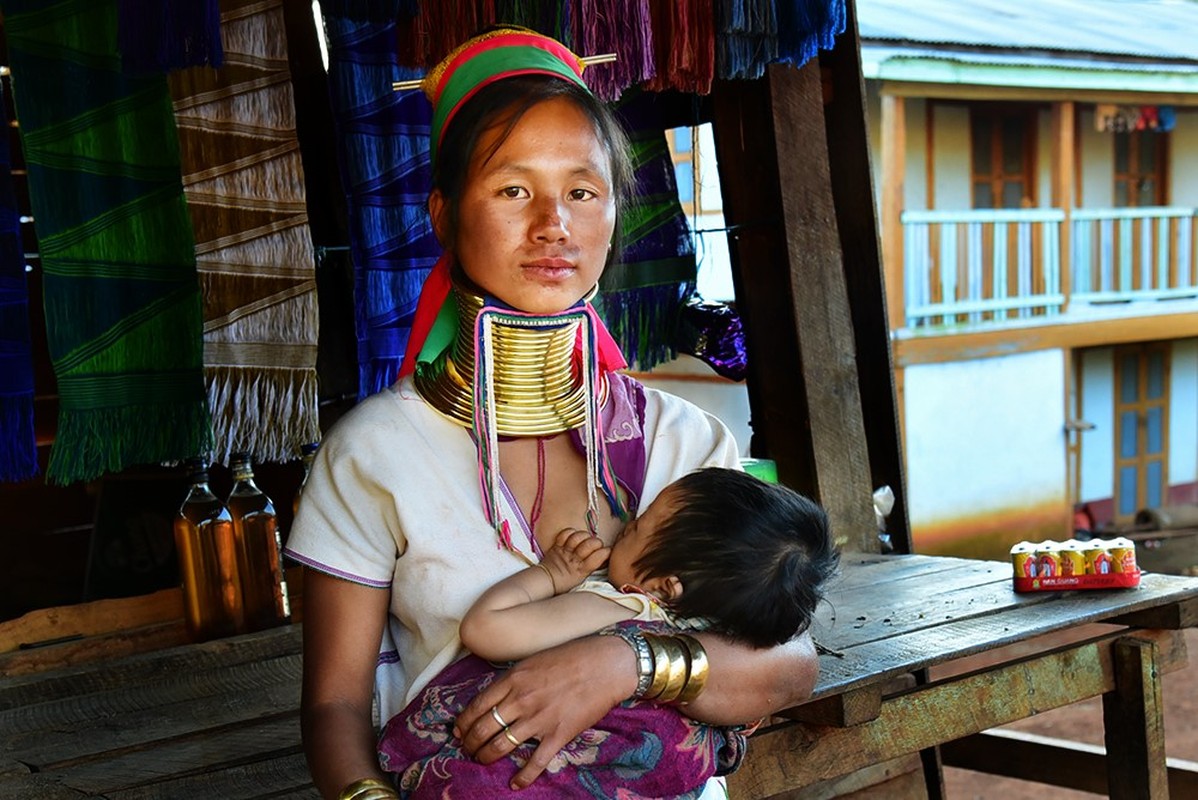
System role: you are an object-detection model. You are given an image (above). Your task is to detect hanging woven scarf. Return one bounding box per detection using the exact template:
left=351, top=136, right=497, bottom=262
left=324, top=0, right=441, bottom=397
left=3, top=0, right=211, bottom=484
left=0, top=80, right=38, bottom=483
left=117, top=0, right=225, bottom=73
left=167, top=0, right=321, bottom=466
left=595, top=92, right=696, bottom=371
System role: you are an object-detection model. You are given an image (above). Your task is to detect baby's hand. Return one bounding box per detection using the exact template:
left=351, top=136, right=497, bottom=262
left=538, top=528, right=610, bottom=594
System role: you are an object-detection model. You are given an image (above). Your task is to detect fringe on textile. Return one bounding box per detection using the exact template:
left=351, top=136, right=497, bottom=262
left=777, top=0, right=846, bottom=66
left=118, top=0, right=225, bottom=72
left=495, top=0, right=572, bottom=43
left=206, top=366, right=321, bottom=466
left=47, top=401, right=212, bottom=484
left=715, top=0, right=779, bottom=80
left=595, top=279, right=694, bottom=372
left=573, top=0, right=655, bottom=101
left=171, top=0, right=321, bottom=464
left=644, top=0, right=715, bottom=94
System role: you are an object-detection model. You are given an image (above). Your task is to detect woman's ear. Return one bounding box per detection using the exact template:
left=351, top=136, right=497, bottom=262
left=428, top=190, right=450, bottom=247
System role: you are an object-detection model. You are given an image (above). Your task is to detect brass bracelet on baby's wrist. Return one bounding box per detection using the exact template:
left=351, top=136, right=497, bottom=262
left=339, top=777, right=398, bottom=800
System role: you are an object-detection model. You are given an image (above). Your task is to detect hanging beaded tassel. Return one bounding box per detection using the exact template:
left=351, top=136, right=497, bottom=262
left=472, top=304, right=625, bottom=552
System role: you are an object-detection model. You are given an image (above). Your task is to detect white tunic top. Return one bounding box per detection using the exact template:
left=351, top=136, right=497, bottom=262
left=285, top=374, right=740, bottom=723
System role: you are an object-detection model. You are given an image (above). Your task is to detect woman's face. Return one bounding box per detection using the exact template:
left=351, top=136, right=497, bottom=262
left=431, top=96, right=617, bottom=314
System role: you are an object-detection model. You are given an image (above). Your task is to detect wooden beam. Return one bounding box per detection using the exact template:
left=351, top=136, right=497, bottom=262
left=893, top=309, right=1198, bottom=366
left=711, top=63, right=878, bottom=551
left=1052, top=102, right=1074, bottom=313
left=1103, top=637, right=1169, bottom=799
left=881, top=94, right=906, bottom=332
left=880, top=80, right=1198, bottom=107
left=941, top=729, right=1198, bottom=797
left=729, top=629, right=1185, bottom=797
left=821, top=0, right=911, bottom=553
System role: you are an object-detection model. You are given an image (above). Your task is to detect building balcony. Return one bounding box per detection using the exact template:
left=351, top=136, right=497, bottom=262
left=896, top=206, right=1198, bottom=333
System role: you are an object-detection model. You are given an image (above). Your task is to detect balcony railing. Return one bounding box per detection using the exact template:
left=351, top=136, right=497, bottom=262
left=900, top=206, right=1198, bottom=330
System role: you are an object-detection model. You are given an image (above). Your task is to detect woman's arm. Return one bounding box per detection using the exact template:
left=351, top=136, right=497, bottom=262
left=459, top=528, right=631, bottom=661
left=453, top=630, right=819, bottom=789
left=300, top=570, right=392, bottom=799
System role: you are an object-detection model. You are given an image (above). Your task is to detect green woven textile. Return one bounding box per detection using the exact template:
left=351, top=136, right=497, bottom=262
left=4, top=0, right=211, bottom=483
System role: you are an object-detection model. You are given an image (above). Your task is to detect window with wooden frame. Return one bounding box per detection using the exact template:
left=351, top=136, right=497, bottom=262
left=1113, top=342, right=1170, bottom=521
left=970, top=105, right=1038, bottom=209
left=1113, top=131, right=1167, bottom=207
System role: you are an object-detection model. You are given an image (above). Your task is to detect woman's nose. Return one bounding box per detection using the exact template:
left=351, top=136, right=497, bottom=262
left=530, top=198, right=568, bottom=242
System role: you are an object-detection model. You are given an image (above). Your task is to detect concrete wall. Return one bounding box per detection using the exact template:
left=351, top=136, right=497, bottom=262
left=903, top=349, right=1070, bottom=558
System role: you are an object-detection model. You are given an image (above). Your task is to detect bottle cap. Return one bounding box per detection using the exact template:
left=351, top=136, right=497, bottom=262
left=183, top=456, right=210, bottom=482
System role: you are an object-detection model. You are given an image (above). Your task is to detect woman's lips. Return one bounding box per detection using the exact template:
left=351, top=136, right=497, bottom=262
left=522, top=259, right=576, bottom=280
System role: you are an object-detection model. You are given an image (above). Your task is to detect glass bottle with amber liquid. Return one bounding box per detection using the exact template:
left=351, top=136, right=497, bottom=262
left=174, top=458, right=244, bottom=641
left=227, top=452, right=291, bottom=631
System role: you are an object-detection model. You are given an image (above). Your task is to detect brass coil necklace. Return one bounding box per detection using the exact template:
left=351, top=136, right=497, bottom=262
left=414, top=287, right=608, bottom=436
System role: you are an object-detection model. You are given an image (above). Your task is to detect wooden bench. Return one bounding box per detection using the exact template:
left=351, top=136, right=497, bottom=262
left=3, top=554, right=1196, bottom=799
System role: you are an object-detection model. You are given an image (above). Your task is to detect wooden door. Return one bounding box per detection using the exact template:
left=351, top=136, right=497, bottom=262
left=1113, top=343, right=1170, bottom=521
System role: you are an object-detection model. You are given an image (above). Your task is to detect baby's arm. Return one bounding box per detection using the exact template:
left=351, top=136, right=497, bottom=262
left=459, top=528, right=635, bottom=662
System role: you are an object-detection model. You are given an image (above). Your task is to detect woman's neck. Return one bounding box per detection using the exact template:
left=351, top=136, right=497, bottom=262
left=414, top=285, right=607, bottom=436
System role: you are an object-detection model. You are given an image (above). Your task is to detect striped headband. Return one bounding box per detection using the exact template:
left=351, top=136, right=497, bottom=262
left=417, top=28, right=590, bottom=167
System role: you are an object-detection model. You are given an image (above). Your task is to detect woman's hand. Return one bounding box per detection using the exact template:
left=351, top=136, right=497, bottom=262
left=453, top=634, right=635, bottom=790
left=539, top=527, right=610, bottom=594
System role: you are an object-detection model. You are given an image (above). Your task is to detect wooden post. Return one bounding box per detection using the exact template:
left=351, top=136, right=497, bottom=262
left=711, top=62, right=879, bottom=553
left=1102, top=636, right=1169, bottom=799
left=881, top=93, right=906, bottom=331
left=1052, top=101, right=1075, bottom=313
left=820, top=0, right=911, bottom=553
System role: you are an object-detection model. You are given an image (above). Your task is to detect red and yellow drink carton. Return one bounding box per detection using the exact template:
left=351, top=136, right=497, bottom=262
left=1011, top=537, right=1139, bottom=592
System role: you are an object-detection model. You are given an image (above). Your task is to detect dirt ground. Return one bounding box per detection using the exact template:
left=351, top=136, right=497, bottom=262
left=943, top=627, right=1198, bottom=799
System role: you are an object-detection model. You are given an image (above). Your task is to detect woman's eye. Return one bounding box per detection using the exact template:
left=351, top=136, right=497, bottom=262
left=500, top=186, right=527, bottom=199
left=568, top=188, right=597, bottom=201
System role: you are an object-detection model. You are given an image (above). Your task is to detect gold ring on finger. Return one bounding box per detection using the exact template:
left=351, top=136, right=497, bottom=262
left=504, top=729, right=522, bottom=747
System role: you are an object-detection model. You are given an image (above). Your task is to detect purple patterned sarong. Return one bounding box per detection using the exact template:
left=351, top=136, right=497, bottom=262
left=378, top=632, right=745, bottom=798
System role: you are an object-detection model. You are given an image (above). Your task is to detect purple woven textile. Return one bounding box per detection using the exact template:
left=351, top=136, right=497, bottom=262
left=378, top=630, right=746, bottom=799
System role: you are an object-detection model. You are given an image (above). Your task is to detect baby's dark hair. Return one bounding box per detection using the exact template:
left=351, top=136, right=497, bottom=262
left=634, top=467, right=838, bottom=648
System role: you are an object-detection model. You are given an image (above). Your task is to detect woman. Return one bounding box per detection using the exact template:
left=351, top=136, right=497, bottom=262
left=286, top=27, right=819, bottom=800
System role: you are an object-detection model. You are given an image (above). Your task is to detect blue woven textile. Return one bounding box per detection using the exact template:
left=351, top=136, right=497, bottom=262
left=322, top=1, right=440, bottom=397
left=0, top=81, right=37, bottom=482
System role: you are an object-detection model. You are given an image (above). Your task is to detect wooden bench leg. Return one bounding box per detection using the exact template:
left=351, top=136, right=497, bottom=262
left=1103, top=636, right=1169, bottom=799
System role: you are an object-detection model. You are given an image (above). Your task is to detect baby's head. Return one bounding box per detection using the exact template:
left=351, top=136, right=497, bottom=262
left=607, top=467, right=838, bottom=648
